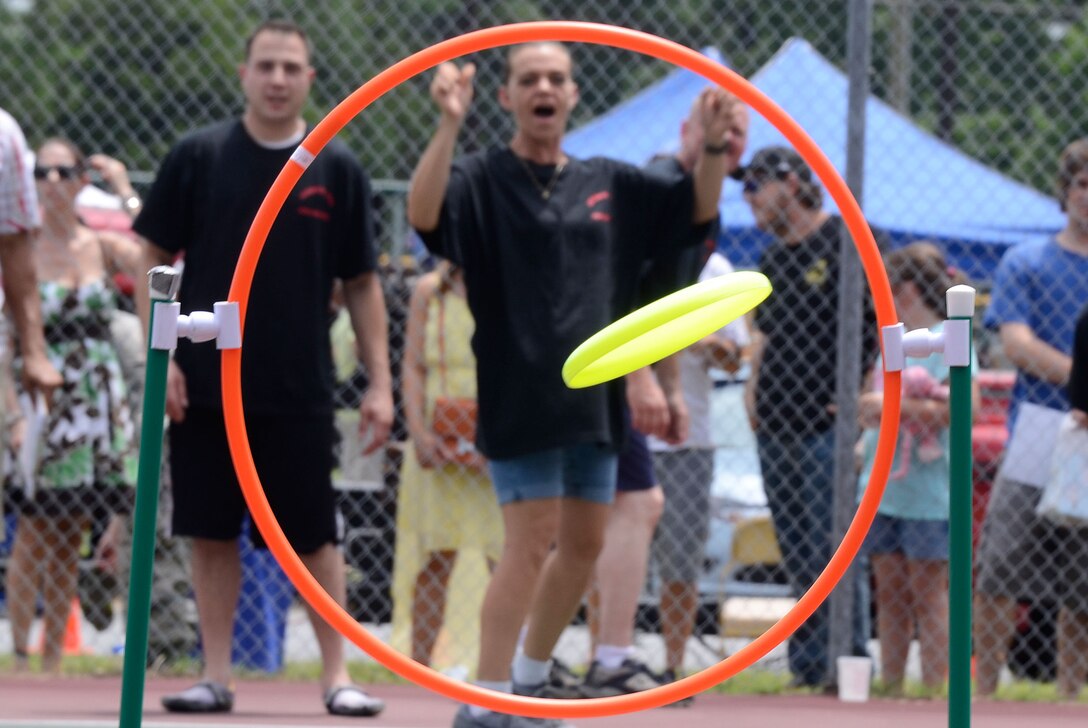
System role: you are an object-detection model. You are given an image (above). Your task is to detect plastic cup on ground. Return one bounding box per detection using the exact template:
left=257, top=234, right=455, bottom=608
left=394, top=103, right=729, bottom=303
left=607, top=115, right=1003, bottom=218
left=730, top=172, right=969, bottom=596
left=836, top=656, right=872, bottom=702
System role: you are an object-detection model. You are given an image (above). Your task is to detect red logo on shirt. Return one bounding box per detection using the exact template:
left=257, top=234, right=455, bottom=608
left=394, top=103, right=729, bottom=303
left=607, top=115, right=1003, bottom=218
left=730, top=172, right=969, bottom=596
left=586, top=190, right=611, bottom=222
left=298, top=185, right=335, bottom=222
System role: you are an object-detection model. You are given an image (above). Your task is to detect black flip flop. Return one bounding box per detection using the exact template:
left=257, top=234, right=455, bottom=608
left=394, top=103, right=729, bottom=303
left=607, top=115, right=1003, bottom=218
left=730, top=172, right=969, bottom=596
left=161, top=680, right=234, bottom=713
left=324, top=685, right=386, bottom=717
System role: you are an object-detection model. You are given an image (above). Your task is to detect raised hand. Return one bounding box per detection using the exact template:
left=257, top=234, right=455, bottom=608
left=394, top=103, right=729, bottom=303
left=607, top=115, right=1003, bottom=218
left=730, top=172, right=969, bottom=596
left=699, top=87, right=738, bottom=142
left=87, top=154, right=134, bottom=194
left=430, top=62, right=476, bottom=121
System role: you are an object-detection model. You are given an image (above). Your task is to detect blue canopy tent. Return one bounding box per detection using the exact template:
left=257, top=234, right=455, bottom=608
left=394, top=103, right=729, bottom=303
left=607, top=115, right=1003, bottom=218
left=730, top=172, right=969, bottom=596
left=564, top=40, right=1065, bottom=283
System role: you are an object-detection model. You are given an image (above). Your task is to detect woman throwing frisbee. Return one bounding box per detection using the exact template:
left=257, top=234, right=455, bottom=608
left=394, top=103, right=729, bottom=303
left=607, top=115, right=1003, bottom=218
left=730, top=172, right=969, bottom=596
left=407, top=42, right=739, bottom=728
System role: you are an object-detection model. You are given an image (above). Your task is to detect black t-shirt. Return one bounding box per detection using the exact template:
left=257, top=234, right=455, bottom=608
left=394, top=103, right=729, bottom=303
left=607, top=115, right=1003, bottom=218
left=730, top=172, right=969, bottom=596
left=1069, top=303, right=1088, bottom=412
left=753, top=216, right=879, bottom=435
left=636, top=156, right=718, bottom=308
left=133, top=120, right=376, bottom=415
left=418, top=146, right=702, bottom=459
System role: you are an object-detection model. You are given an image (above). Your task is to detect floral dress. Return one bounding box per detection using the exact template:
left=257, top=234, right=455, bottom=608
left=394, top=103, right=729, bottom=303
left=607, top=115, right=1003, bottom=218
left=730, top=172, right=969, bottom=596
left=8, top=279, right=137, bottom=515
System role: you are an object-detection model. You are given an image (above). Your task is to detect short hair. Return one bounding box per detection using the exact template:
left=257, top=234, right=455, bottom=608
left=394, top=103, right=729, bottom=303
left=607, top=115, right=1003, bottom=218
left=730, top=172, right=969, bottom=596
left=244, top=19, right=310, bottom=61
left=1057, top=138, right=1088, bottom=212
left=503, top=42, right=573, bottom=83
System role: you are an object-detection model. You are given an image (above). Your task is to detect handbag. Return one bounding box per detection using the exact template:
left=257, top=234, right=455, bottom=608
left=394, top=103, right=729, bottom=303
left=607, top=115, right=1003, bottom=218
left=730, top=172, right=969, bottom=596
left=430, top=292, right=480, bottom=468
left=1036, top=413, right=1088, bottom=527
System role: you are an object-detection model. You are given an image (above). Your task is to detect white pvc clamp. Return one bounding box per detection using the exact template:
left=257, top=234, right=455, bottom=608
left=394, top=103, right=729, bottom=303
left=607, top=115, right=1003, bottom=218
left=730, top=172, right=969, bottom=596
left=882, top=321, right=971, bottom=372
left=150, top=301, right=241, bottom=351
left=212, top=302, right=242, bottom=349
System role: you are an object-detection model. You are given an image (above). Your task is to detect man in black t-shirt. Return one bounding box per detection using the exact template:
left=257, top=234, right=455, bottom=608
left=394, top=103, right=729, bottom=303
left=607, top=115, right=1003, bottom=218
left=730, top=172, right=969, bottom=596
left=740, top=146, right=876, bottom=688
left=579, top=94, right=749, bottom=701
left=134, top=20, right=390, bottom=718
left=408, top=44, right=737, bottom=728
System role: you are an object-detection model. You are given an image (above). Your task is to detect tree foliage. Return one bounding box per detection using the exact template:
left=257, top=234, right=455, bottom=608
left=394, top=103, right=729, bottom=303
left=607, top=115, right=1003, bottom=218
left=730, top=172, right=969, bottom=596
left=1, top=0, right=1082, bottom=194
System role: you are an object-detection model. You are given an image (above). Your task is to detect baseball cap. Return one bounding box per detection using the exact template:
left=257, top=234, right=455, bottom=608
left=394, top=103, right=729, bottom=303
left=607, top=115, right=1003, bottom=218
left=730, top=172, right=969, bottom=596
left=730, top=145, right=813, bottom=181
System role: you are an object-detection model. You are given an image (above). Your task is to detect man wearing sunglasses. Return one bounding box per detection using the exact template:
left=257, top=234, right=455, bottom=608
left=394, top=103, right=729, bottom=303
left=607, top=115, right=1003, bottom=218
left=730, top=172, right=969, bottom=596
left=0, top=108, right=63, bottom=412
left=740, top=146, right=877, bottom=690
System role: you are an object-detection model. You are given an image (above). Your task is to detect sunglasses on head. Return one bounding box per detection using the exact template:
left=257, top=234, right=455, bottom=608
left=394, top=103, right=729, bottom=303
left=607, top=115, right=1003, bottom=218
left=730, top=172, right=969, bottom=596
left=34, top=165, right=82, bottom=181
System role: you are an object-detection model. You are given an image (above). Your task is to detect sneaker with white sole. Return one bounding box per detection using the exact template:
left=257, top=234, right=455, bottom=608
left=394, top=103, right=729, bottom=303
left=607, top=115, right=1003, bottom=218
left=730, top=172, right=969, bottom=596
left=452, top=704, right=575, bottom=727
left=539, top=658, right=583, bottom=699
left=577, top=659, right=663, bottom=698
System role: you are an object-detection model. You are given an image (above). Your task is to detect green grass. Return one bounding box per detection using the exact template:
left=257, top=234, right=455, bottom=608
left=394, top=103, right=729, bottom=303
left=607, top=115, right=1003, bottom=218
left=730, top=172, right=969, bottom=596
left=1, top=654, right=1084, bottom=704
left=993, top=679, right=1083, bottom=703
left=705, top=668, right=794, bottom=695
left=0, top=653, right=126, bottom=676
left=0, top=653, right=413, bottom=685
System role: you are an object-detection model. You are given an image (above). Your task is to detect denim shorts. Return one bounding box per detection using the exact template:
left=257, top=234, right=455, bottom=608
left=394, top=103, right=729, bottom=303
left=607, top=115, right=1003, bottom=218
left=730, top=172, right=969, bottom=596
left=487, top=443, right=618, bottom=505
left=865, top=512, right=949, bottom=561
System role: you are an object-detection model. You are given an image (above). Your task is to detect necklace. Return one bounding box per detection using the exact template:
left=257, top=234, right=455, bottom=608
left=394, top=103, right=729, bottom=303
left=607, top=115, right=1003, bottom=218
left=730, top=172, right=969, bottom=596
left=514, top=153, right=565, bottom=200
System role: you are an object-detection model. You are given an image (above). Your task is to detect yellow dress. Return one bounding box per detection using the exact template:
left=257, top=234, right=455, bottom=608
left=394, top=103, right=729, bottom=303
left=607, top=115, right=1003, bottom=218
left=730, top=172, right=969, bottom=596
left=390, top=289, right=503, bottom=676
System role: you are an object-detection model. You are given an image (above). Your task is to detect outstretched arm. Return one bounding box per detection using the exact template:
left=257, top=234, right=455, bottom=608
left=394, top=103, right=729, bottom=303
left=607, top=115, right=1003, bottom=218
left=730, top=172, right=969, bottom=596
left=406, top=62, right=476, bottom=232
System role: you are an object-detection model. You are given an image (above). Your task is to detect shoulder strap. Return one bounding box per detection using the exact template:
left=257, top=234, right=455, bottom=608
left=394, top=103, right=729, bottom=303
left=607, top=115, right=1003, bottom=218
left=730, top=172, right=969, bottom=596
left=436, top=290, right=448, bottom=396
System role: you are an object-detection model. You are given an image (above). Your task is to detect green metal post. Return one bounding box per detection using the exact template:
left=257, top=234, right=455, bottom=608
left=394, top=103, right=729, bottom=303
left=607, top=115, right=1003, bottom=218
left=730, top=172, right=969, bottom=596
left=947, top=286, right=975, bottom=728
left=119, top=266, right=180, bottom=728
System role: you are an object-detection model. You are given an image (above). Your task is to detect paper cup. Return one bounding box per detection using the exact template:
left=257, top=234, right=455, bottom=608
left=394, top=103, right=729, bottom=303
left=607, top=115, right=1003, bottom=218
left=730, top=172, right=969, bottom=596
left=836, top=656, right=872, bottom=702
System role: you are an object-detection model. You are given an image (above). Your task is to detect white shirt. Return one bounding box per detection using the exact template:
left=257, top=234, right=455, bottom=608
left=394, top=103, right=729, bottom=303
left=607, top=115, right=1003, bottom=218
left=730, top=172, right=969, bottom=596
left=649, top=252, right=751, bottom=451
left=0, top=108, right=42, bottom=312
left=0, top=108, right=40, bottom=236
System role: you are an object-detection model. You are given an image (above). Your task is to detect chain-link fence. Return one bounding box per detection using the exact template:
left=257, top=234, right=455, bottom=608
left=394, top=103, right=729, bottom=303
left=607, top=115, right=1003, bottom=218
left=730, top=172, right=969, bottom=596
left=2, top=0, right=1087, bottom=700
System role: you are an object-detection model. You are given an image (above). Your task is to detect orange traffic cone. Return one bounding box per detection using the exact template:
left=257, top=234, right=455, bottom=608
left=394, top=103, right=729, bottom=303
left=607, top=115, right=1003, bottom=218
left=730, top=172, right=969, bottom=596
left=37, top=598, right=87, bottom=656
left=60, top=599, right=86, bottom=655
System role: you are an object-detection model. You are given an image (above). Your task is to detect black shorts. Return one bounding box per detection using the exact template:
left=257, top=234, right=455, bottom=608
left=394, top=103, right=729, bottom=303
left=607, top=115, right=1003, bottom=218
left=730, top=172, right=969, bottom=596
left=617, top=428, right=656, bottom=492
left=169, top=406, right=339, bottom=554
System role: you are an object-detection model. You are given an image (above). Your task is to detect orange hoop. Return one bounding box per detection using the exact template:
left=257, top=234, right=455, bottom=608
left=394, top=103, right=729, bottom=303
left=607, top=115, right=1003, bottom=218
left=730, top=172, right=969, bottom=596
left=223, top=21, right=900, bottom=719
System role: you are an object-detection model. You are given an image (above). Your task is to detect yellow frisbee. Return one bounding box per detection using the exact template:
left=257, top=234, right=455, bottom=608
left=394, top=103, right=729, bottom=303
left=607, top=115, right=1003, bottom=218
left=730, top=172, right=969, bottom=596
left=562, top=270, right=772, bottom=388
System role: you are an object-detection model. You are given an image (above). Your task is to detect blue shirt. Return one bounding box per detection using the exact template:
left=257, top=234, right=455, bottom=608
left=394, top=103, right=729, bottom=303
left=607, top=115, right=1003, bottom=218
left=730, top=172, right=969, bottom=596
left=983, top=237, right=1088, bottom=428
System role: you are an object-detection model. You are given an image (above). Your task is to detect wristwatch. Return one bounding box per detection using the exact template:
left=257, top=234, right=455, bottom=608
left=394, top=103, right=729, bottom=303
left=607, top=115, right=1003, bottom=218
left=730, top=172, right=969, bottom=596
left=122, top=194, right=142, bottom=214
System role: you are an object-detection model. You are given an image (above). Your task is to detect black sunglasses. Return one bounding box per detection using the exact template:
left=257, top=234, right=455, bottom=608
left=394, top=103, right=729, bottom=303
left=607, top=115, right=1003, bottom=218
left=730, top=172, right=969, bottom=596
left=742, top=176, right=766, bottom=195
left=742, top=169, right=793, bottom=195
left=34, top=165, right=82, bottom=180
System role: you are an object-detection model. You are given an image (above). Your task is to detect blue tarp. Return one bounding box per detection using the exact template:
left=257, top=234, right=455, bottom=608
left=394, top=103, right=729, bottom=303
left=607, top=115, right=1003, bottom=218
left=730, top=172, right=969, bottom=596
left=564, top=40, right=1065, bottom=282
